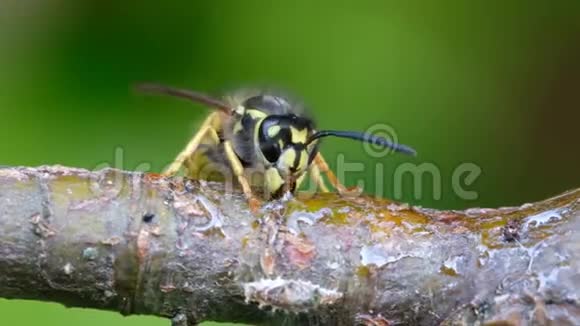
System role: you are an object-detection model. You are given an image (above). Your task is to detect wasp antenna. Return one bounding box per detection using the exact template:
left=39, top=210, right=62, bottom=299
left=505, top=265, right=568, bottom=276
left=307, top=130, right=417, bottom=156
left=134, top=82, right=233, bottom=114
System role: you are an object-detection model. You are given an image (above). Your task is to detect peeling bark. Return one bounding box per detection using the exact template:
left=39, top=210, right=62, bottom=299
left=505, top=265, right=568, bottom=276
left=0, top=166, right=578, bottom=325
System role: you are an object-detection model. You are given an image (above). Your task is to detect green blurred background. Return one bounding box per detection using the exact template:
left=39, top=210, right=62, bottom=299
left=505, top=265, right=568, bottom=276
left=1, top=1, right=579, bottom=325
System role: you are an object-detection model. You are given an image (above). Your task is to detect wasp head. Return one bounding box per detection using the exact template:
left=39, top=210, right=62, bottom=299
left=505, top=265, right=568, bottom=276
left=256, top=113, right=318, bottom=197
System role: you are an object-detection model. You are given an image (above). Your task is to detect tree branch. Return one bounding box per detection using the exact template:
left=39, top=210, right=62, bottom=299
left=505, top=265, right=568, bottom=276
left=0, top=166, right=578, bottom=325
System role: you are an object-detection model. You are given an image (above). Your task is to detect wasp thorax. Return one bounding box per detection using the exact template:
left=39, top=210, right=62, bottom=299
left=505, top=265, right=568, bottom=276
left=244, top=95, right=292, bottom=113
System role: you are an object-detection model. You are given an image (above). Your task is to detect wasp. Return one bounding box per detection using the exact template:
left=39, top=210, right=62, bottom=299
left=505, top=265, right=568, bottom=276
left=137, top=83, right=416, bottom=211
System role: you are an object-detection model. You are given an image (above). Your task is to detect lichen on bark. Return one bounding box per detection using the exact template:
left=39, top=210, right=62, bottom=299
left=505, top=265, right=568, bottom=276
left=0, top=166, right=578, bottom=325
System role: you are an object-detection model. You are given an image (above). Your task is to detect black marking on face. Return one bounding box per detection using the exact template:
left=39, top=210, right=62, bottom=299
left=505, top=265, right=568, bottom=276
left=290, top=144, right=306, bottom=172
left=258, top=114, right=315, bottom=165
left=292, top=150, right=300, bottom=172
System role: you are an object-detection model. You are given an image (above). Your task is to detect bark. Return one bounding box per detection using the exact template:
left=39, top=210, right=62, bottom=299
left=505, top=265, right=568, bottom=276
left=0, top=165, right=578, bottom=326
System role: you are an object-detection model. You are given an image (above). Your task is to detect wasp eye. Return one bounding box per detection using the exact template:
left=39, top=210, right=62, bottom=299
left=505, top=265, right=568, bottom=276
left=258, top=117, right=284, bottom=163
left=261, top=140, right=281, bottom=163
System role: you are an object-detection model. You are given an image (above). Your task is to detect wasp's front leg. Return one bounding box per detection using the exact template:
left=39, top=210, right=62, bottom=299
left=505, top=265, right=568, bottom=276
left=308, top=162, right=330, bottom=193
left=313, top=153, right=361, bottom=196
left=223, top=140, right=262, bottom=213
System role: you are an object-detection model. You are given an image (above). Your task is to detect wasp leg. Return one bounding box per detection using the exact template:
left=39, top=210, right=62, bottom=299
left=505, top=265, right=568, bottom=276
left=164, top=112, right=220, bottom=176
left=309, top=163, right=330, bottom=193
left=223, top=140, right=262, bottom=212
left=313, top=153, right=361, bottom=195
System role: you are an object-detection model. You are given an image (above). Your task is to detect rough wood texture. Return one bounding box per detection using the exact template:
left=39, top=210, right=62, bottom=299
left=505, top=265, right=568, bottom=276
left=0, top=166, right=578, bottom=325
